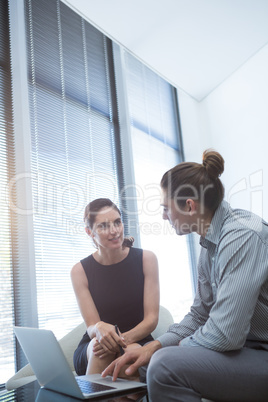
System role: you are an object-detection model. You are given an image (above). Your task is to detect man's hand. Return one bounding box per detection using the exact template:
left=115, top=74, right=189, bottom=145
left=101, top=340, right=162, bottom=381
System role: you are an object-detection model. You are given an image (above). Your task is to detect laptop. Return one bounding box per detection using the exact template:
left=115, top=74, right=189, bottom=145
left=14, top=326, right=147, bottom=400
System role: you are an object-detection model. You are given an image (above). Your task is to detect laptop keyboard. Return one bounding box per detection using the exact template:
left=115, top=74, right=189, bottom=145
left=76, top=378, right=116, bottom=394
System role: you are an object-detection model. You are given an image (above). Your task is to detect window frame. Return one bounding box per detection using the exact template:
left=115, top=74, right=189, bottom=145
left=9, top=0, right=38, bottom=372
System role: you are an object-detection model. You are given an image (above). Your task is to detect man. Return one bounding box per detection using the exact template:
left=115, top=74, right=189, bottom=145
left=102, top=150, right=268, bottom=401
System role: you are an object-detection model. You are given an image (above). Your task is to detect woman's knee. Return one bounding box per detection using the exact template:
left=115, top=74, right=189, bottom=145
left=87, top=337, right=97, bottom=359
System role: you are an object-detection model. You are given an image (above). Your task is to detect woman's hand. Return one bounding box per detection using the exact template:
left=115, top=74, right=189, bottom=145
left=94, top=322, right=126, bottom=354
left=93, top=339, right=126, bottom=359
left=93, top=339, right=115, bottom=358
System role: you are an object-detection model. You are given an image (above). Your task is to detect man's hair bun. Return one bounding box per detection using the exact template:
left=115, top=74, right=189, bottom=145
left=202, top=149, right=224, bottom=180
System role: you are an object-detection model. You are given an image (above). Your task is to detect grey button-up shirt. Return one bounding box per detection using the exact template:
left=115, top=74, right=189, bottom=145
left=157, top=200, right=268, bottom=351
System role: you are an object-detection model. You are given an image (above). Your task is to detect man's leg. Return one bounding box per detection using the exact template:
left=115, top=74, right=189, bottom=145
left=147, top=345, right=268, bottom=402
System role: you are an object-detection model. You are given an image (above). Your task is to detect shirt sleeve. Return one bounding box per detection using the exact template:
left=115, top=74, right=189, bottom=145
left=180, top=229, right=268, bottom=351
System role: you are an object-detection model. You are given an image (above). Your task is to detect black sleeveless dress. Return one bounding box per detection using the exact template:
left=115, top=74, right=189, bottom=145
left=73, top=247, right=154, bottom=375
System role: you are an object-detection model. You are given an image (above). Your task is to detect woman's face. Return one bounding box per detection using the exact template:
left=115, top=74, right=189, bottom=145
left=90, top=206, right=124, bottom=249
left=161, top=189, right=192, bottom=236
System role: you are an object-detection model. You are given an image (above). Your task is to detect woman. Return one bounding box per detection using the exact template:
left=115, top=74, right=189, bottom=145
left=71, top=198, right=159, bottom=377
left=103, top=150, right=268, bottom=401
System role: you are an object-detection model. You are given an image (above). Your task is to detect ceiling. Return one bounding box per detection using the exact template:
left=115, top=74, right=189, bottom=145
left=61, top=0, right=268, bottom=101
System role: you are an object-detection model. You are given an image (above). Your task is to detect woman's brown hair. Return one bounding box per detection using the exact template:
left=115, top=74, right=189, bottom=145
left=84, top=198, right=134, bottom=248
left=160, top=149, right=225, bottom=213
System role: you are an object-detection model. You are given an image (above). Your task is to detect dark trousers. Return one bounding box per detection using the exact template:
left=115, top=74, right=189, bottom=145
left=146, top=344, right=268, bottom=401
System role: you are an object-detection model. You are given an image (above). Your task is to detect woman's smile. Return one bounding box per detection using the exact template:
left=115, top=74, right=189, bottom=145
left=109, top=236, right=121, bottom=242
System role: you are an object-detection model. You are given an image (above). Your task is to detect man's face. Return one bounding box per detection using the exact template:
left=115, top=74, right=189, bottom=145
left=160, top=190, right=191, bottom=236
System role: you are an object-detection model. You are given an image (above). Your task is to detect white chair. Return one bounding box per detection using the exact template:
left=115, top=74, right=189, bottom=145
left=5, top=305, right=174, bottom=391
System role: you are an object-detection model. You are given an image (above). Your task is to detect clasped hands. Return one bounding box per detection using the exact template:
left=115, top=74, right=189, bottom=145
left=93, top=322, right=126, bottom=358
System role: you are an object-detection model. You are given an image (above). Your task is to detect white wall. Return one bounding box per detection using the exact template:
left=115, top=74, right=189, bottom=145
left=179, top=43, right=268, bottom=221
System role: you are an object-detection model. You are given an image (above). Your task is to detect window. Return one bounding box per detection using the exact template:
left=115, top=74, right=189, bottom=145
left=124, top=52, right=193, bottom=321
left=24, top=0, right=121, bottom=338
left=1, top=0, right=194, bottom=395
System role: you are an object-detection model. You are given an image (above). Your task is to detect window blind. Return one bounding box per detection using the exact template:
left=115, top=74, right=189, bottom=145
left=0, top=0, right=15, bottom=388
left=124, top=52, right=193, bottom=322
left=24, top=0, right=121, bottom=339
left=2, top=1, right=193, bottom=397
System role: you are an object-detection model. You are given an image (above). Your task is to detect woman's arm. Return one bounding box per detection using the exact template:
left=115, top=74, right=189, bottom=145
left=71, top=262, right=100, bottom=338
left=122, top=250, right=160, bottom=345
left=71, top=262, right=124, bottom=353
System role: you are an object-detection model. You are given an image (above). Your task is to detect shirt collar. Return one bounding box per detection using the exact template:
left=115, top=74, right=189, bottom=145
left=200, top=200, right=230, bottom=248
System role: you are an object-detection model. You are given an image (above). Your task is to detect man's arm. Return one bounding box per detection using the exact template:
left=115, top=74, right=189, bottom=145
left=180, top=230, right=268, bottom=351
